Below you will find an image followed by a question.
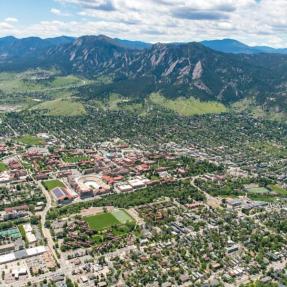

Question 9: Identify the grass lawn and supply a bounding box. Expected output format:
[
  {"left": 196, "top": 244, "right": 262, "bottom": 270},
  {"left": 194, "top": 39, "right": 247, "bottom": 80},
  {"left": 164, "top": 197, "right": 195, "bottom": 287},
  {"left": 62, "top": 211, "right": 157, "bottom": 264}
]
[
  {"left": 92, "top": 234, "right": 104, "bottom": 244},
  {"left": 34, "top": 98, "right": 86, "bottom": 116},
  {"left": 268, "top": 184, "right": 287, "bottom": 196},
  {"left": 62, "top": 154, "right": 90, "bottom": 163},
  {"left": 50, "top": 75, "right": 84, "bottom": 87},
  {"left": 0, "top": 71, "right": 92, "bottom": 112},
  {"left": 42, "top": 179, "right": 65, "bottom": 191},
  {"left": 248, "top": 194, "right": 278, "bottom": 202},
  {"left": 149, "top": 93, "right": 227, "bottom": 116},
  {"left": 0, "top": 72, "right": 84, "bottom": 93},
  {"left": 18, "top": 135, "right": 43, "bottom": 145},
  {"left": 0, "top": 162, "right": 8, "bottom": 172},
  {"left": 84, "top": 212, "right": 120, "bottom": 231},
  {"left": 111, "top": 209, "right": 134, "bottom": 224},
  {"left": 247, "top": 187, "right": 269, "bottom": 194},
  {"left": 18, "top": 225, "right": 26, "bottom": 241},
  {"left": 0, "top": 72, "right": 43, "bottom": 93}
]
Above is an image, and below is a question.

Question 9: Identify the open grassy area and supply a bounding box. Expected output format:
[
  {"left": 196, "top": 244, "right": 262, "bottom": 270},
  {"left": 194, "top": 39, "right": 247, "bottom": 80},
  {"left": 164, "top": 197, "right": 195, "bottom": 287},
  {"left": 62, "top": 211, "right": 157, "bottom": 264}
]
[
  {"left": 42, "top": 179, "right": 65, "bottom": 191},
  {"left": 18, "top": 135, "right": 43, "bottom": 145},
  {"left": 84, "top": 212, "right": 120, "bottom": 231},
  {"left": 33, "top": 98, "right": 86, "bottom": 116},
  {"left": 18, "top": 225, "right": 27, "bottom": 241},
  {"left": 246, "top": 187, "right": 269, "bottom": 194},
  {"left": 149, "top": 93, "right": 227, "bottom": 116},
  {"left": 91, "top": 93, "right": 226, "bottom": 116},
  {"left": 251, "top": 142, "right": 287, "bottom": 158},
  {"left": 0, "top": 162, "right": 8, "bottom": 172},
  {"left": 61, "top": 153, "right": 90, "bottom": 163},
  {"left": 0, "top": 72, "right": 84, "bottom": 93},
  {"left": 50, "top": 75, "right": 84, "bottom": 87},
  {"left": 0, "top": 71, "right": 94, "bottom": 113},
  {"left": 0, "top": 72, "right": 43, "bottom": 93},
  {"left": 232, "top": 98, "right": 287, "bottom": 122},
  {"left": 268, "top": 184, "right": 287, "bottom": 196},
  {"left": 247, "top": 194, "right": 278, "bottom": 202},
  {"left": 92, "top": 94, "right": 145, "bottom": 114},
  {"left": 111, "top": 209, "right": 134, "bottom": 224}
]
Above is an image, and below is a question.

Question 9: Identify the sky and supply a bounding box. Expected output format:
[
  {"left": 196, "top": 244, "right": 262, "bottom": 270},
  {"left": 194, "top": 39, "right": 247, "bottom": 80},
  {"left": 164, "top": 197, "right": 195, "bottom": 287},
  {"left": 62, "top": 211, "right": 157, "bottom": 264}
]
[{"left": 0, "top": 0, "right": 286, "bottom": 47}]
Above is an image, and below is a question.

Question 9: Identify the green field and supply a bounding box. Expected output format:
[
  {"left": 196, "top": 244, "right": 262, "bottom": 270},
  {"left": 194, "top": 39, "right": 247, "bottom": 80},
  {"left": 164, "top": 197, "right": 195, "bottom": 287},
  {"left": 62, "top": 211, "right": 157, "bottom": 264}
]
[
  {"left": 33, "top": 98, "right": 86, "bottom": 116},
  {"left": 61, "top": 153, "right": 90, "bottom": 163},
  {"left": 111, "top": 209, "right": 134, "bottom": 224},
  {"left": 0, "top": 72, "right": 84, "bottom": 93},
  {"left": 0, "top": 71, "right": 92, "bottom": 113},
  {"left": 0, "top": 162, "right": 8, "bottom": 172},
  {"left": 91, "top": 93, "right": 227, "bottom": 116},
  {"left": 268, "top": 184, "right": 287, "bottom": 196},
  {"left": 84, "top": 210, "right": 134, "bottom": 232},
  {"left": 84, "top": 212, "right": 120, "bottom": 231},
  {"left": 149, "top": 93, "right": 227, "bottom": 116},
  {"left": 18, "top": 135, "right": 43, "bottom": 145},
  {"left": 247, "top": 187, "right": 269, "bottom": 194},
  {"left": 91, "top": 94, "right": 145, "bottom": 114},
  {"left": 42, "top": 179, "right": 65, "bottom": 191},
  {"left": 232, "top": 98, "right": 287, "bottom": 121},
  {"left": 18, "top": 225, "right": 27, "bottom": 241}
]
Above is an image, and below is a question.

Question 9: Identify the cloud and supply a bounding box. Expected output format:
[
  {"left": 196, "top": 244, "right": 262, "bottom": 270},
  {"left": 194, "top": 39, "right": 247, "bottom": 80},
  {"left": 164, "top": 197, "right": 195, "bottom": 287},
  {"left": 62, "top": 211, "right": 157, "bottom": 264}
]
[
  {"left": 56, "top": 0, "right": 116, "bottom": 11},
  {"left": 51, "top": 8, "right": 62, "bottom": 15},
  {"left": 172, "top": 9, "right": 230, "bottom": 20},
  {"left": 83, "top": 0, "right": 116, "bottom": 11},
  {"left": 0, "top": 18, "right": 17, "bottom": 31},
  {"left": 50, "top": 8, "right": 71, "bottom": 16},
  {"left": 0, "top": 22, "right": 14, "bottom": 29},
  {"left": 0, "top": 0, "right": 286, "bottom": 48},
  {"left": 5, "top": 17, "right": 18, "bottom": 23},
  {"left": 215, "top": 3, "right": 236, "bottom": 12}
]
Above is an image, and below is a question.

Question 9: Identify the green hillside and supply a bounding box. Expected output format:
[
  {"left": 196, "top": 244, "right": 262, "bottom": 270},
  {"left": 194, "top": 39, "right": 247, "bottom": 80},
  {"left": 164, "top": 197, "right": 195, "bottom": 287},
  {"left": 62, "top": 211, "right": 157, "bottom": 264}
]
[
  {"left": 149, "top": 93, "right": 227, "bottom": 116},
  {"left": 33, "top": 98, "right": 86, "bottom": 116}
]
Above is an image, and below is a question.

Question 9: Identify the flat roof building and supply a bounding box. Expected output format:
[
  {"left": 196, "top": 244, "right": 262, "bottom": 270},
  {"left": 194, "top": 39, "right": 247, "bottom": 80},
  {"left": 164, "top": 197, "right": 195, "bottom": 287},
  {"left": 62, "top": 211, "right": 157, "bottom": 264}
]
[{"left": 0, "top": 246, "right": 47, "bottom": 265}]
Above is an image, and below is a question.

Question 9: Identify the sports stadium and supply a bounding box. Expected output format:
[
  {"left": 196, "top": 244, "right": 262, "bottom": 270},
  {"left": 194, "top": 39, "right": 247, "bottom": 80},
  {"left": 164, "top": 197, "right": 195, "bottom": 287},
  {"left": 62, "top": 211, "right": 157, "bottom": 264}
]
[{"left": 72, "top": 175, "right": 110, "bottom": 198}]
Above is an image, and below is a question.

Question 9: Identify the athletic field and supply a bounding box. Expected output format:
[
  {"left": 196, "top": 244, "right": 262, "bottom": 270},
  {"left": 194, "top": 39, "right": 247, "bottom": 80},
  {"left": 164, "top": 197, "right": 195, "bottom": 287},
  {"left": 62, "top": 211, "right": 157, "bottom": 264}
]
[
  {"left": 247, "top": 187, "right": 269, "bottom": 194},
  {"left": 84, "top": 209, "right": 134, "bottom": 231},
  {"left": 111, "top": 209, "right": 134, "bottom": 224}
]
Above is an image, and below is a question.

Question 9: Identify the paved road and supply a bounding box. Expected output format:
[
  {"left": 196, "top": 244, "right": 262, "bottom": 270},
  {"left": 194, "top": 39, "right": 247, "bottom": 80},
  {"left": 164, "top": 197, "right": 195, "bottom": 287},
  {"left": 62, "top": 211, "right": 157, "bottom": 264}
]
[
  {"left": 19, "top": 151, "right": 60, "bottom": 265},
  {"left": 37, "top": 181, "right": 60, "bottom": 264},
  {"left": 190, "top": 175, "right": 221, "bottom": 208}
]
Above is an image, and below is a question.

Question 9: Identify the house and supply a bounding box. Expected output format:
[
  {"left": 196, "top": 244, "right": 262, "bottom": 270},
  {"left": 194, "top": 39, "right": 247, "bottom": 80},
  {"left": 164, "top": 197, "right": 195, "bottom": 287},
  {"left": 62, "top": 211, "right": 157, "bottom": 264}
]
[
  {"left": 36, "top": 173, "right": 49, "bottom": 180},
  {"left": 4, "top": 205, "right": 29, "bottom": 220},
  {"left": 226, "top": 244, "right": 239, "bottom": 254},
  {"left": 179, "top": 274, "right": 190, "bottom": 283}
]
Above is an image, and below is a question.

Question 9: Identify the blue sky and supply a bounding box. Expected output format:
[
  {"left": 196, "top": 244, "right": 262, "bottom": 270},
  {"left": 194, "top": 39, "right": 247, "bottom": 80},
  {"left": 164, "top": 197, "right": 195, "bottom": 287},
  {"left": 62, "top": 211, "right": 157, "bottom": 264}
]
[
  {"left": 0, "top": 0, "right": 286, "bottom": 47},
  {"left": 0, "top": 1, "right": 59, "bottom": 24}
]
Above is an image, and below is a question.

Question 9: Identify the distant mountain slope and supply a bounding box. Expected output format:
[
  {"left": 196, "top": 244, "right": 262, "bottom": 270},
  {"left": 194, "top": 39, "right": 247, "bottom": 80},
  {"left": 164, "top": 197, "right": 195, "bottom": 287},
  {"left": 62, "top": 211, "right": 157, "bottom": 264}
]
[
  {"left": 201, "top": 39, "right": 287, "bottom": 54},
  {"left": 114, "top": 38, "right": 152, "bottom": 50},
  {"left": 201, "top": 39, "right": 256, "bottom": 54},
  {"left": 0, "top": 36, "right": 75, "bottom": 66},
  {"left": 45, "top": 36, "right": 75, "bottom": 46}
]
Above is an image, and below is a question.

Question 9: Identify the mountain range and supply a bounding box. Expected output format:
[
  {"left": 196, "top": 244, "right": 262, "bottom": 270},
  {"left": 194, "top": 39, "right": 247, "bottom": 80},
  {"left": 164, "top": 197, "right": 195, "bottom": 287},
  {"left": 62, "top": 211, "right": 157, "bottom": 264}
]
[
  {"left": 0, "top": 35, "right": 287, "bottom": 115},
  {"left": 201, "top": 39, "right": 287, "bottom": 55},
  {"left": 1, "top": 35, "right": 286, "bottom": 56}
]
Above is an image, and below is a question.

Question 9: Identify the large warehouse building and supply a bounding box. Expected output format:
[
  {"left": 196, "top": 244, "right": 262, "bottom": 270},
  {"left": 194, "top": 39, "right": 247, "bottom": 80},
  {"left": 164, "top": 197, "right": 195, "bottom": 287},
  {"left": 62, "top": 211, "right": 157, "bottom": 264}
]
[{"left": 0, "top": 246, "right": 47, "bottom": 265}]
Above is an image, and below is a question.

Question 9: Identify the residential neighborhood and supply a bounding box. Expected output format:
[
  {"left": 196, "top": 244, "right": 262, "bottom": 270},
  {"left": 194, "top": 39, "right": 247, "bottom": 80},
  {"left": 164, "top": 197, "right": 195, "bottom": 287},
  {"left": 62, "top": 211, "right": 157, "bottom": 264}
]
[{"left": 0, "top": 130, "right": 287, "bottom": 287}]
